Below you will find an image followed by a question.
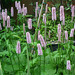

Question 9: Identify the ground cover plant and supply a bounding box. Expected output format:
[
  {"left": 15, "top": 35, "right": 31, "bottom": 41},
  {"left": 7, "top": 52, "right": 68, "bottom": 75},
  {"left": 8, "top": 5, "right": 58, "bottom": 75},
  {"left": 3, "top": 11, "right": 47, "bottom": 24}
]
[{"left": 0, "top": 0, "right": 75, "bottom": 75}]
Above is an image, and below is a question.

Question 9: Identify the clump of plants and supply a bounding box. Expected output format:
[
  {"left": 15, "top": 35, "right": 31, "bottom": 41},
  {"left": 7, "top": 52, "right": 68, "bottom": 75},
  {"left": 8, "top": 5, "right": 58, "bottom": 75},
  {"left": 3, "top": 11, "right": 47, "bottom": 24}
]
[{"left": 0, "top": 0, "right": 75, "bottom": 75}]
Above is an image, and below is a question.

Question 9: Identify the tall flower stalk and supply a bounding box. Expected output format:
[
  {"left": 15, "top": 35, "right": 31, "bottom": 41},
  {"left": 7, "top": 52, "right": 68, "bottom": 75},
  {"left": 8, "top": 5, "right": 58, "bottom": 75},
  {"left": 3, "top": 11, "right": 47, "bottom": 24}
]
[
  {"left": 37, "top": 44, "right": 43, "bottom": 75},
  {"left": 26, "top": 32, "right": 31, "bottom": 75},
  {"left": 16, "top": 41, "right": 21, "bottom": 75}
]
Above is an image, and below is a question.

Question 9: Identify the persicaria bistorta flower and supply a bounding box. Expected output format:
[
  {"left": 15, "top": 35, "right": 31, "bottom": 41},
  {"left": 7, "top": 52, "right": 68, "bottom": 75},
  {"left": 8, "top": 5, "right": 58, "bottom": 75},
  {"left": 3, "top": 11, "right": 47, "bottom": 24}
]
[
  {"left": 45, "top": 4, "right": 48, "bottom": 13},
  {"left": 11, "top": 7, "right": 14, "bottom": 17},
  {"left": 37, "top": 44, "right": 43, "bottom": 55},
  {"left": 38, "top": 34, "right": 46, "bottom": 47},
  {"left": 16, "top": 41, "right": 21, "bottom": 54},
  {"left": 58, "top": 24, "right": 61, "bottom": 42},
  {"left": 70, "top": 28, "right": 74, "bottom": 37},
  {"left": 66, "top": 60, "right": 71, "bottom": 70},
  {"left": 7, "top": 16, "right": 10, "bottom": 28},
  {"left": 65, "top": 31, "right": 68, "bottom": 40},
  {"left": 52, "top": 7, "right": 56, "bottom": 21},
  {"left": 23, "top": 7, "right": 27, "bottom": 16},
  {"left": 28, "top": 18, "right": 32, "bottom": 29},
  {"left": 38, "top": 30, "right": 40, "bottom": 40},
  {"left": 60, "top": 6, "right": 64, "bottom": 21},
  {"left": 26, "top": 32, "right": 31, "bottom": 44},
  {"left": 43, "top": 13, "right": 46, "bottom": 24}
]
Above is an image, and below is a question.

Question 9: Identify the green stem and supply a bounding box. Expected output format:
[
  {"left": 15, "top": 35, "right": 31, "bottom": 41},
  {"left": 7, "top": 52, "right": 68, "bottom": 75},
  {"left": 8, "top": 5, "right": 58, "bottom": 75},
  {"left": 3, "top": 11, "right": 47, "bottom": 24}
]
[
  {"left": 44, "top": 48, "right": 45, "bottom": 74},
  {"left": 27, "top": 44, "right": 30, "bottom": 75},
  {"left": 34, "top": 0, "right": 44, "bottom": 42}
]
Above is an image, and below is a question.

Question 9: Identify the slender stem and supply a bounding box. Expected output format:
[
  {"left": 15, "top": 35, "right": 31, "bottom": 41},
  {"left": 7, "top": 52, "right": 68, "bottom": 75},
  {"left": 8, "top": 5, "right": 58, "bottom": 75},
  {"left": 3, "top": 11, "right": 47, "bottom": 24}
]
[
  {"left": 44, "top": 48, "right": 45, "bottom": 74},
  {"left": 27, "top": 44, "right": 30, "bottom": 75},
  {"left": 40, "top": 56, "right": 41, "bottom": 75},
  {"left": 45, "top": 22, "right": 46, "bottom": 42},
  {"left": 34, "top": 0, "right": 44, "bottom": 42}
]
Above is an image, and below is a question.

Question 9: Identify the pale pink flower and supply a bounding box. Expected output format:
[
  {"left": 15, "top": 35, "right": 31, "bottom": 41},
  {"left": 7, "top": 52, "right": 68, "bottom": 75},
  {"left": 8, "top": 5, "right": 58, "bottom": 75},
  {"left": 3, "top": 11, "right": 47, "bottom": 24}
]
[
  {"left": 70, "top": 28, "right": 74, "bottom": 37},
  {"left": 45, "top": 4, "right": 48, "bottom": 13},
  {"left": 28, "top": 18, "right": 32, "bottom": 29},
  {"left": 43, "top": 13, "right": 46, "bottom": 24},
  {"left": 23, "top": 23, "right": 25, "bottom": 35},
  {"left": 52, "top": 7, "right": 56, "bottom": 21},
  {"left": 58, "top": 24, "right": 61, "bottom": 42},
  {"left": 23, "top": 7, "right": 27, "bottom": 16},
  {"left": 5, "top": 9, "right": 7, "bottom": 21},
  {"left": 7, "top": 16, "right": 10, "bottom": 28},
  {"left": 22, "top": 4, "right": 25, "bottom": 13},
  {"left": 35, "top": 8, "right": 37, "bottom": 18},
  {"left": 15, "top": 1, "right": 18, "bottom": 8},
  {"left": 37, "top": 44, "right": 43, "bottom": 55},
  {"left": 36, "top": 2, "right": 38, "bottom": 10},
  {"left": 11, "top": 7, "right": 14, "bottom": 17},
  {"left": 65, "top": 31, "right": 68, "bottom": 40},
  {"left": 2, "top": 12, "right": 5, "bottom": 27},
  {"left": 16, "top": 41, "right": 21, "bottom": 54},
  {"left": 66, "top": 60, "right": 71, "bottom": 70},
  {"left": 38, "top": 30, "right": 40, "bottom": 40},
  {"left": 38, "top": 34, "right": 46, "bottom": 47},
  {"left": 0, "top": 23, "right": 2, "bottom": 30},
  {"left": 60, "top": 6, "right": 64, "bottom": 21},
  {"left": 26, "top": 32, "right": 31, "bottom": 44},
  {"left": 72, "top": 6, "right": 74, "bottom": 17}
]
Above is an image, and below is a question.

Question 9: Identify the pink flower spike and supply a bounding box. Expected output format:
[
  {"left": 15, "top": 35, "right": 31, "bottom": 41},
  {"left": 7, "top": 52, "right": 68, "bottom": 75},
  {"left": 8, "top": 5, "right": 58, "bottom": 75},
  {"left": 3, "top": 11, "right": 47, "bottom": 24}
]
[
  {"left": 26, "top": 32, "right": 31, "bottom": 44},
  {"left": 28, "top": 18, "right": 32, "bottom": 29},
  {"left": 37, "top": 44, "right": 43, "bottom": 55},
  {"left": 43, "top": 13, "right": 46, "bottom": 24},
  {"left": 58, "top": 24, "right": 61, "bottom": 42},
  {"left": 45, "top": 4, "right": 48, "bottom": 13},
  {"left": 66, "top": 60, "right": 71, "bottom": 70},
  {"left": 65, "top": 31, "right": 68, "bottom": 40},
  {"left": 7, "top": 16, "right": 10, "bottom": 28},
  {"left": 60, "top": 6, "right": 64, "bottom": 21},
  {"left": 16, "top": 41, "right": 21, "bottom": 54},
  {"left": 70, "top": 28, "right": 74, "bottom": 37},
  {"left": 35, "top": 8, "right": 37, "bottom": 18},
  {"left": 36, "top": 2, "right": 38, "bottom": 10},
  {"left": 38, "top": 34, "right": 46, "bottom": 47},
  {"left": 52, "top": 7, "right": 56, "bottom": 21},
  {"left": 11, "top": 7, "right": 14, "bottom": 17},
  {"left": 38, "top": 30, "right": 40, "bottom": 40}
]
